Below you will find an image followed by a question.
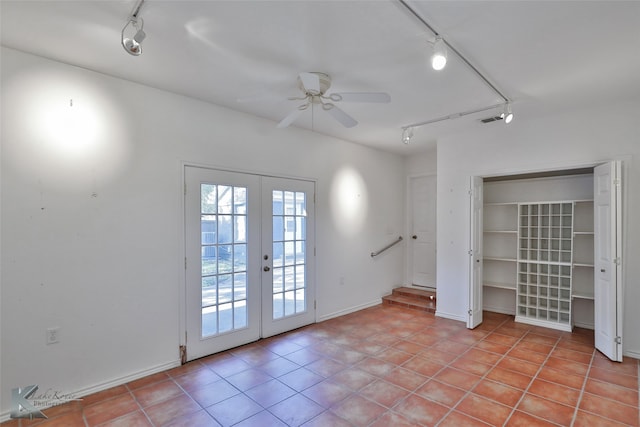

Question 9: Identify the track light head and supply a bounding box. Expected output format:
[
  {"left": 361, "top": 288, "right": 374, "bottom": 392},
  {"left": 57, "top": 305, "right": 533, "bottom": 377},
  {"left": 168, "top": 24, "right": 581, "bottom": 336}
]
[
  {"left": 501, "top": 103, "right": 514, "bottom": 124},
  {"left": 431, "top": 36, "right": 447, "bottom": 71},
  {"left": 122, "top": 18, "right": 145, "bottom": 56},
  {"left": 402, "top": 127, "right": 414, "bottom": 144}
]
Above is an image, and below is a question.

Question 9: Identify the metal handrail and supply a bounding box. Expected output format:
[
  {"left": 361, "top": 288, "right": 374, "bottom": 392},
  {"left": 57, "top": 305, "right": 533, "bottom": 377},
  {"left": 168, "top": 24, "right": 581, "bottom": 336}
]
[{"left": 371, "top": 236, "right": 403, "bottom": 258}]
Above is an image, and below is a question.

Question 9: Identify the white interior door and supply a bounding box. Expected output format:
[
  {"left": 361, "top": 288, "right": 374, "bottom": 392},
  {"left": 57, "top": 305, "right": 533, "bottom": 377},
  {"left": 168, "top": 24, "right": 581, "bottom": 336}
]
[
  {"left": 185, "top": 167, "right": 316, "bottom": 360},
  {"left": 468, "top": 176, "right": 484, "bottom": 328},
  {"left": 409, "top": 175, "right": 437, "bottom": 288},
  {"left": 261, "top": 177, "right": 316, "bottom": 338},
  {"left": 185, "top": 167, "right": 261, "bottom": 360},
  {"left": 594, "top": 161, "right": 623, "bottom": 361}
]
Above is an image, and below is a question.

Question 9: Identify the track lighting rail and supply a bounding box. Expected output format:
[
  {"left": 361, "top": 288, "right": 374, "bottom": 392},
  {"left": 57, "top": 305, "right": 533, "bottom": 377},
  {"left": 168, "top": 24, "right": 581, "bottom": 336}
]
[
  {"left": 397, "top": 0, "right": 514, "bottom": 142},
  {"left": 403, "top": 103, "right": 505, "bottom": 129},
  {"left": 397, "top": 0, "right": 509, "bottom": 104},
  {"left": 129, "top": 0, "right": 145, "bottom": 19}
]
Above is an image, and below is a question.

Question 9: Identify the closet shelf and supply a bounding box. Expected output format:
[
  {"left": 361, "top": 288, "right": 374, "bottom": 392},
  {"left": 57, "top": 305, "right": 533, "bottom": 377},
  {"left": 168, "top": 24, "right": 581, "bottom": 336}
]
[
  {"left": 573, "top": 262, "right": 594, "bottom": 268},
  {"left": 484, "top": 282, "right": 516, "bottom": 290},
  {"left": 483, "top": 256, "right": 517, "bottom": 262}
]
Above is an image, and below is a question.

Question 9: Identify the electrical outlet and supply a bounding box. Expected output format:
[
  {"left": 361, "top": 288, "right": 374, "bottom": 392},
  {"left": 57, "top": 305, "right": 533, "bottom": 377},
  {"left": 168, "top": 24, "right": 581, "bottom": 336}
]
[{"left": 46, "top": 327, "right": 60, "bottom": 345}]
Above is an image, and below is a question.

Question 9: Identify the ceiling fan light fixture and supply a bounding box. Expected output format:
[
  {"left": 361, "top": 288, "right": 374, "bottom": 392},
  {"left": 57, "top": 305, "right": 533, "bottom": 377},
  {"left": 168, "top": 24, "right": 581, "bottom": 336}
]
[
  {"left": 431, "top": 36, "right": 447, "bottom": 71},
  {"left": 501, "top": 102, "right": 514, "bottom": 124},
  {"left": 402, "top": 127, "right": 414, "bottom": 144}
]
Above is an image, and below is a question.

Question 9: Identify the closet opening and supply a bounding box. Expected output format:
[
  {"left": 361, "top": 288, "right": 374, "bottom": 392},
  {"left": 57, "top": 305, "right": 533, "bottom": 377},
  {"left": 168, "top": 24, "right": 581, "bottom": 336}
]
[{"left": 470, "top": 162, "right": 623, "bottom": 361}]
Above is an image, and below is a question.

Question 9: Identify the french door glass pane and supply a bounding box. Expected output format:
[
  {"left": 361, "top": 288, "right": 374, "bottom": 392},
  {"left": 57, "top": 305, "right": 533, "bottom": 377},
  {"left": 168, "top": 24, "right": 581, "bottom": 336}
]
[
  {"left": 201, "top": 183, "right": 249, "bottom": 337},
  {"left": 272, "top": 190, "right": 307, "bottom": 319}
]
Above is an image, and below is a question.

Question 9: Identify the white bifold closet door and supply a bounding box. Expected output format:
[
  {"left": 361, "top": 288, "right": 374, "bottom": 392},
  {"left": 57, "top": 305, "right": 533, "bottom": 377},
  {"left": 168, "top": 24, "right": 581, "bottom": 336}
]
[{"left": 593, "top": 161, "right": 623, "bottom": 362}]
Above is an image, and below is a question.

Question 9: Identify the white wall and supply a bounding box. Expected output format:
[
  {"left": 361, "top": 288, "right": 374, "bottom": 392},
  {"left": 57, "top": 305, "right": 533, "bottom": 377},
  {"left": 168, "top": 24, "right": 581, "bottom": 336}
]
[
  {"left": 435, "top": 99, "right": 640, "bottom": 357},
  {"left": 405, "top": 148, "right": 437, "bottom": 176},
  {"left": 0, "top": 48, "right": 405, "bottom": 417}
]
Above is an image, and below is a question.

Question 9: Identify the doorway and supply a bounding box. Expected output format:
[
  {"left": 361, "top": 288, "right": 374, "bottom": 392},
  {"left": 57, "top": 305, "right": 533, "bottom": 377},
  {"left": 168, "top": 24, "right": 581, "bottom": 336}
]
[
  {"left": 184, "top": 166, "right": 315, "bottom": 361},
  {"left": 408, "top": 175, "right": 437, "bottom": 289},
  {"left": 469, "top": 161, "right": 623, "bottom": 361}
]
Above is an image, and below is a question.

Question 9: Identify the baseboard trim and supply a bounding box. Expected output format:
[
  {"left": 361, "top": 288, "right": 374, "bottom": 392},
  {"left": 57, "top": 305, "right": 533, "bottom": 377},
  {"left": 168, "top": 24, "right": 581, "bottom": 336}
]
[
  {"left": 435, "top": 310, "right": 466, "bottom": 323},
  {"left": 483, "top": 306, "right": 515, "bottom": 316},
  {"left": 0, "top": 360, "right": 180, "bottom": 423},
  {"left": 318, "top": 299, "right": 381, "bottom": 322},
  {"left": 623, "top": 349, "right": 640, "bottom": 360},
  {"left": 572, "top": 321, "right": 594, "bottom": 330}
]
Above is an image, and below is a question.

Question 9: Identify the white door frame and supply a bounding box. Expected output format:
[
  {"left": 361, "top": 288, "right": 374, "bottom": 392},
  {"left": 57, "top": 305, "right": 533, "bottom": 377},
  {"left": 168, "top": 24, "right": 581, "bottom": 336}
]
[
  {"left": 468, "top": 158, "right": 628, "bottom": 354},
  {"left": 178, "top": 162, "right": 317, "bottom": 362},
  {"left": 405, "top": 173, "right": 437, "bottom": 289}
]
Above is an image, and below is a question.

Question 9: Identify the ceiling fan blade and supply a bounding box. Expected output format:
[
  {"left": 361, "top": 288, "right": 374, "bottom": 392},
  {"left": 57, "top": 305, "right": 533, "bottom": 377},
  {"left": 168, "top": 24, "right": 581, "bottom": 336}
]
[
  {"left": 276, "top": 108, "right": 304, "bottom": 128},
  {"left": 333, "top": 92, "right": 391, "bottom": 103},
  {"left": 299, "top": 72, "right": 321, "bottom": 94},
  {"left": 325, "top": 105, "right": 358, "bottom": 128}
]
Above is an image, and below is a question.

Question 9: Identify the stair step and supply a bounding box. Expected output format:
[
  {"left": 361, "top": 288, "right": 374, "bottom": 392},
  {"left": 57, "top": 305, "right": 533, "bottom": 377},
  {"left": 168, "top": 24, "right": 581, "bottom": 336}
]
[
  {"left": 382, "top": 293, "right": 436, "bottom": 313},
  {"left": 391, "top": 286, "right": 436, "bottom": 301}
]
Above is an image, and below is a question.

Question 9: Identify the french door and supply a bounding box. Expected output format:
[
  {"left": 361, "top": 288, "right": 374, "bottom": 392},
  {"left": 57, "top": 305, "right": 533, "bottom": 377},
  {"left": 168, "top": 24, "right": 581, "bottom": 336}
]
[
  {"left": 185, "top": 166, "right": 315, "bottom": 361},
  {"left": 260, "top": 177, "right": 316, "bottom": 337}
]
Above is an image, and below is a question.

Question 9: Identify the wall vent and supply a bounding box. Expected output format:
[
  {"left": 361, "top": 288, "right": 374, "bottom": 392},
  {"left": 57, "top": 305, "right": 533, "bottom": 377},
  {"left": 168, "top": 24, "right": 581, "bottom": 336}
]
[{"left": 480, "top": 116, "right": 504, "bottom": 124}]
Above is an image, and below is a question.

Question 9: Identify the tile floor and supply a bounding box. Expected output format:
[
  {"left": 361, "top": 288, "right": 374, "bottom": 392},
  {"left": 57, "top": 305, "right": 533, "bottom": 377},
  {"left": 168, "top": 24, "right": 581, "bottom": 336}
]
[{"left": 3, "top": 306, "right": 639, "bottom": 426}]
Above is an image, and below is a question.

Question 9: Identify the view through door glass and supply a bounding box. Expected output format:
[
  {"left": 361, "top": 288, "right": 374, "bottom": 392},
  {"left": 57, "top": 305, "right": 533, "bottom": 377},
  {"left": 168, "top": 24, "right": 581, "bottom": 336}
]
[
  {"left": 271, "top": 189, "right": 307, "bottom": 318},
  {"left": 200, "top": 183, "right": 249, "bottom": 336}
]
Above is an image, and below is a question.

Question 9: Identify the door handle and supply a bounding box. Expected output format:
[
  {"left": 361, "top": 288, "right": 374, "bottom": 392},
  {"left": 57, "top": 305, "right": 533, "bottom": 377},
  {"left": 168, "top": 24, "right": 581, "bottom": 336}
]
[
  {"left": 412, "top": 235, "right": 417, "bottom": 239},
  {"left": 601, "top": 268, "right": 605, "bottom": 273},
  {"left": 263, "top": 266, "right": 271, "bottom": 272}
]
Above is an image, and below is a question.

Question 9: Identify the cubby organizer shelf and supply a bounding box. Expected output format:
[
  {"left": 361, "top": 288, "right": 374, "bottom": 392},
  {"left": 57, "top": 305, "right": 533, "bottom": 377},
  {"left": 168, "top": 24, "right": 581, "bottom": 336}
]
[{"left": 515, "top": 202, "right": 574, "bottom": 332}]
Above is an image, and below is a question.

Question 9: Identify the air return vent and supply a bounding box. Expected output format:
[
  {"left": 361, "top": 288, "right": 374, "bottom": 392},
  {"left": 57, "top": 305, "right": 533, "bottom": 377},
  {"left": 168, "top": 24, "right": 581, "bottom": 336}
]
[{"left": 480, "top": 116, "right": 504, "bottom": 124}]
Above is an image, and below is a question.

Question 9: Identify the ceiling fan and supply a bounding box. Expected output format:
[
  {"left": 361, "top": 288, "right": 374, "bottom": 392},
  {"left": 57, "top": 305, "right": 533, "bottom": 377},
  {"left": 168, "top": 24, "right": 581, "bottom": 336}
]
[{"left": 277, "top": 72, "right": 391, "bottom": 129}]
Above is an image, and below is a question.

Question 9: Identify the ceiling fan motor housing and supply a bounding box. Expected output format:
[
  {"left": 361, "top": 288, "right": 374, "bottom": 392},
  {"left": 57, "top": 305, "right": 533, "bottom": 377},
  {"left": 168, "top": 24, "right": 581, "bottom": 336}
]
[{"left": 298, "top": 72, "right": 332, "bottom": 96}]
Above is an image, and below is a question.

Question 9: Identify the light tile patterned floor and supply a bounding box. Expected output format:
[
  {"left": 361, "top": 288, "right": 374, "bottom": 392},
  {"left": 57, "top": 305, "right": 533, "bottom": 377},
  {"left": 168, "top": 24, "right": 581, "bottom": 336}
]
[{"left": 3, "top": 306, "right": 639, "bottom": 426}]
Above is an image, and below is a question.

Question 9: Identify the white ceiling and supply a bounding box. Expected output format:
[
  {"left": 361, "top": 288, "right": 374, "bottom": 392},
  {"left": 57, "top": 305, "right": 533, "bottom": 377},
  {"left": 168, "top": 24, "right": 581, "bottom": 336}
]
[{"left": 2, "top": 1, "right": 640, "bottom": 155}]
